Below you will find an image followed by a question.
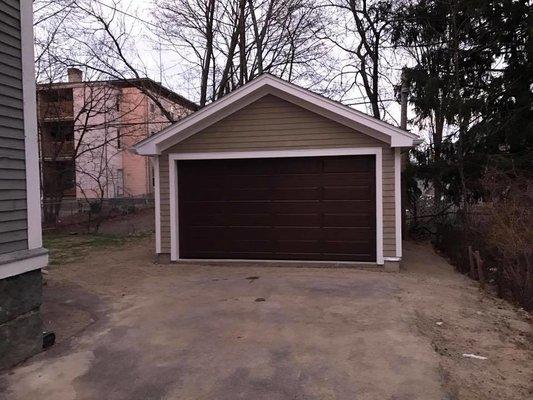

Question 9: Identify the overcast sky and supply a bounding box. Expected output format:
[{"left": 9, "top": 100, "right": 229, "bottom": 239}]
[{"left": 43, "top": 0, "right": 422, "bottom": 138}]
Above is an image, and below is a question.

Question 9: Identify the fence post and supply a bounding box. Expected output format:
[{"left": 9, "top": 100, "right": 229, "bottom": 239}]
[
  {"left": 468, "top": 246, "right": 476, "bottom": 279},
  {"left": 474, "top": 250, "right": 485, "bottom": 289}
]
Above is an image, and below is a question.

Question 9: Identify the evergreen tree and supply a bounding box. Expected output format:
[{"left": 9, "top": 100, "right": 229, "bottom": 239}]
[{"left": 392, "top": 0, "right": 531, "bottom": 208}]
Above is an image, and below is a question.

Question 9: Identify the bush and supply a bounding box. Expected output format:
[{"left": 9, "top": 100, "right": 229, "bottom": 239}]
[
  {"left": 480, "top": 169, "right": 532, "bottom": 309},
  {"left": 414, "top": 169, "right": 532, "bottom": 310}
]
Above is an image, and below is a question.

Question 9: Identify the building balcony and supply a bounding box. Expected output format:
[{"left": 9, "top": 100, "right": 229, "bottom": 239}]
[
  {"left": 41, "top": 140, "right": 75, "bottom": 159},
  {"left": 38, "top": 100, "right": 74, "bottom": 120}
]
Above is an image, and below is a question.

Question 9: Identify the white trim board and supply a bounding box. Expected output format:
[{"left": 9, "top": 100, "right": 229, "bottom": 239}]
[
  {"left": 135, "top": 74, "right": 421, "bottom": 156},
  {"left": 167, "top": 147, "right": 384, "bottom": 265},
  {"left": 169, "top": 155, "right": 179, "bottom": 261},
  {"left": 173, "top": 147, "right": 382, "bottom": 160},
  {"left": 21, "top": 0, "right": 43, "bottom": 250},
  {"left": 176, "top": 258, "right": 380, "bottom": 267},
  {"left": 395, "top": 148, "right": 402, "bottom": 258},
  {"left": 0, "top": 253, "right": 48, "bottom": 280}
]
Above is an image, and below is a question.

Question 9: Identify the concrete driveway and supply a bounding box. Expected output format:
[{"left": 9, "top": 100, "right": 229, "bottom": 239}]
[{"left": 1, "top": 239, "right": 531, "bottom": 400}]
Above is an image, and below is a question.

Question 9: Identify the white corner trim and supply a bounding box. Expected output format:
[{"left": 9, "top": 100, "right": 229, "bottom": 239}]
[
  {"left": 0, "top": 253, "right": 48, "bottom": 280},
  {"left": 168, "top": 148, "right": 384, "bottom": 264},
  {"left": 152, "top": 157, "right": 161, "bottom": 253},
  {"left": 375, "top": 149, "right": 384, "bottom": 265},
  {"left": 169, "top": 156, "right": 179, "bottom": 260},
  {"left": 395, "top": 148, "right": 402, "bottom": 258},
  {"left": 20, "top": 0, "right": 43, "bottom": 250},
  {"left": 134, "top": 74, "right": 419, "bottom": 156}
]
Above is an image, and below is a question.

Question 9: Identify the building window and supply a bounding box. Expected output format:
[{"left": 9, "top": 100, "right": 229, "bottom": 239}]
[
  {"left": 116, "top": 128, "right": 121, "bottom": 149},
  {"left": 40, "top": 88, "right": 73, "bottom": 102},
  {"left": 116, "top": 169, "right": 124, "bottom": 197},
  {"left": 115, "top": 91, "right": 121, "bottom": 111}
]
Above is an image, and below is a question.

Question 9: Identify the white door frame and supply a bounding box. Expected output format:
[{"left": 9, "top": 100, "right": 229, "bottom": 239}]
[{"left": 168, "top": 147, "right": 384, "bottom": 264}]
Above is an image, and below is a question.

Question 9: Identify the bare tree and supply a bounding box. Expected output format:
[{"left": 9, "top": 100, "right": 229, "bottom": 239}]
[
  {"left": 153, "top": 0, "right": 328, "bottom": 105},
  {"left": 34, "top": 0, "right": 198, "bottom": 224},
  {"left": 34, "top": 0, "right": 179, "bottom": 122},
  {"left": 321, "top": 0, "right": 394, "bottom": 120}
]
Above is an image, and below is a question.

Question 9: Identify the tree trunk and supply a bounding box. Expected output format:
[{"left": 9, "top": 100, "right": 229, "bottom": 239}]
[{"left": 200, "top": 0, "right": 215, "bottom": 107}]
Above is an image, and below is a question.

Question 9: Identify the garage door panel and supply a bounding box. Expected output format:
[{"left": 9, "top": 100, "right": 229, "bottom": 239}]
[
  {"left": 321, "top": 200, "right": 373, "bottom": 213},
  {"left": 275, "top": 252, "right": 324, "bottom": 260},
  {"left": 184, "top": 226, "right": 227, "bottom": 239},
  {"left": 277, "top": 240, "right": 320, "bottom": 253},
  {"left": 224, "top": 174, "right": 273, "bottom": 188},
  {"left": 224, "top": 213, "right": 272, "bottom": 226},
  {"left": 323, "top": 186, "right": 374, "bottom": 200},
  {"left": 226, "top": 188, "right": 273, "bottom": 201},
  {"left": 324, "top": 253, "right": 374, "bottom": 262},
  {"left": 272, "top": 213, "right": 321, "bottom": 226},
  {"left": 183, "top": 227, "right": 273, "bottom": 243},
  {"left": 224, "top": 226, "right": 273, "bottom": 239},
  {"left": 323, "top": 240, "right": 375, "bottom": 254},
  {"left": 183, "top": 175, "right": 266, "bottom": 190},
  {"left": 181, "top": 237, "right": 228, "bottom": 251},
  {"left": 320, "top": 172, "right": 374, "bottom": 186},
  {"left": 224, "top": 159, "right": 274, "bottom": 174},
  {"left": 272, "top": 187, "right": 320, "bottom": 200},
  {"left": 323, "top": 213, "right": 374, "bottom": 227},
  {"left": 184, "top": 188, "right": 226, "bottom": 201},
  {"left": 194, "top": 201, "right": 272, "bottom": 214},
  {"left": 188, "top": 250, "right": 276, "bottom": 259},
  {"left": 273, "top": 227, "right": 321, "bottom": 240},
  {"left": 276, "top": 157, "right": 322, "bottom": 173},
  {"left": 182, "top": 212, "right": 226, "bottom": 226},
  {"left": 323, "top": 156, "right": 374, "bottom": 172},
  {"left": 186, "top": 188, "right": 278, "bottom": 201},
  {"left": 271, "top": 201, "right": 321, "bottom": 214},
  {"left": 178, "top": 155, "right": 376, "bottom": 262},
  {"left": 185, "top": 213, "right": 272, "bottom": 226},
  {"left": 270, "top": 174, "right": 322, "bottom": 187},
  {"left": 227, "top": 239, "right": 275, "bottom": 252},
  {"left": 323, "top": 227, "right": 374, "bottom": 240}
]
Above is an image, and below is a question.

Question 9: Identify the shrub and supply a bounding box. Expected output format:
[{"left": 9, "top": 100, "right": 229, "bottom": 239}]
[
  {"left": 414, "top": 169, "right": 532, "bottom": 310},
  {"left": 480, "top": 169, "right": 532, "bottom": 309}
]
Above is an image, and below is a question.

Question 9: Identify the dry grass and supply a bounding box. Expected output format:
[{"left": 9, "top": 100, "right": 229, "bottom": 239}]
[{"left": 43, "top": 232, "right": 150, "bottom": 266}]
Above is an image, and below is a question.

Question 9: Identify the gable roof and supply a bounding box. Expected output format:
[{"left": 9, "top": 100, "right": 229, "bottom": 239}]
[{"left": 134, "top": 74, "right": 421, "bottom": 155}]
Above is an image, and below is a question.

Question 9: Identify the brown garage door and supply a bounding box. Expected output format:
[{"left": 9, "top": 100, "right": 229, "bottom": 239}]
[{"left": 178, "top": 155, "right": 376, "bottom": 262}]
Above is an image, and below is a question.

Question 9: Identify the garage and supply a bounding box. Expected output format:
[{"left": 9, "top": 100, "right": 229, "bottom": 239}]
[
  {"left": 134, "top": 74, "right": 421, "bottom": 269},
  {"left": 178, "top": 155, "right": 376, "bottom": 262}
]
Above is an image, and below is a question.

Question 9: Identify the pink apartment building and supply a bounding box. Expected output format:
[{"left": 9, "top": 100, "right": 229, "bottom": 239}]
[{"left": 37, "top": 68, "right": 197, "bottom": 203}]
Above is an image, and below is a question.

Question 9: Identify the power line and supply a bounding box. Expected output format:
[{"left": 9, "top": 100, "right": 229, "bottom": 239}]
[{"left": 89, "top": 0, "right": 161, "bottom": 31}]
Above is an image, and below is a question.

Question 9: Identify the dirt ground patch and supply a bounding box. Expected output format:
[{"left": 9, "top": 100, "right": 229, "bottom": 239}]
[{"left": 1, "top": 236, "right": 531, "bottom": 400}]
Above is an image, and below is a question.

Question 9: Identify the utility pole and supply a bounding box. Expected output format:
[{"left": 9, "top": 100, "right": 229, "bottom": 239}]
[
  {"left": 400, "top": 68, "right": 409, "bottom": 237},
  {"left": 400, "top": 68, "right": 409, "bottom": 130}
]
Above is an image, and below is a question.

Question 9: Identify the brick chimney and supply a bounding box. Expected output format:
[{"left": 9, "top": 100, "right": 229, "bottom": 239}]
[{"left": 67, "top": 68, "right": 83, "bottom": 83}]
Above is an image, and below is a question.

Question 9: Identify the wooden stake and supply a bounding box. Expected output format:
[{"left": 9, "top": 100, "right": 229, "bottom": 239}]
[{"left": 474, "top": 250, "right": 485, "bottom": 289}]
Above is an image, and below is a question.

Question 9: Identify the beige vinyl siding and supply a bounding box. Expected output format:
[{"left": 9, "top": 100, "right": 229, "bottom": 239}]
[
  {"left": 173, "top": 95, "right": 385, "bottom": 152},
  {"left": 382, "top": 148, "right": 396, "bottom": 257},
  {"left": 159, "top": 155, "right": 170, "bottom": 253},
  {"left": 158, "top": 94, "right": 397, "bottom": 257}
]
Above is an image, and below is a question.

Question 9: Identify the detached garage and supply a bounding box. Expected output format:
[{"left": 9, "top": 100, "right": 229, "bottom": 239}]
[{"left": 134, "top": 74, "right": 420, "bottom": 270}]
